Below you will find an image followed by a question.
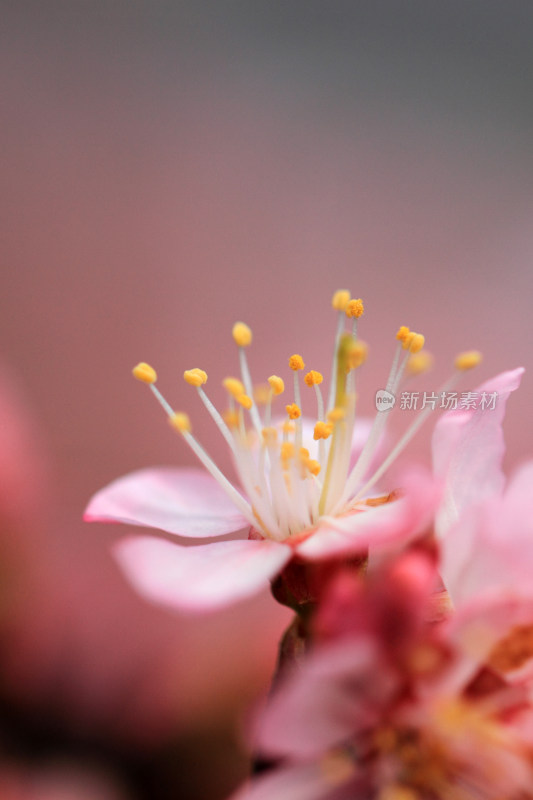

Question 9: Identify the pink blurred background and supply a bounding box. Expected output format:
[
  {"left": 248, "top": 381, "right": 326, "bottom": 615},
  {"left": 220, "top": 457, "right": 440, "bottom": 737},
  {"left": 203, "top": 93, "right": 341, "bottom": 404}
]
[{"left": 1, "top": 2, "right": 533, "bottom": 796}]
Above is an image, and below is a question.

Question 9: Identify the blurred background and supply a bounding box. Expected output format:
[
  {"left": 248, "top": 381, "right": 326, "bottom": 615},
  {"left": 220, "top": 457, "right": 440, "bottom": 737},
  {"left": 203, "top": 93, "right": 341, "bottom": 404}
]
[{"left": 1, "top": 1, "right": 533, "bottom": 797}]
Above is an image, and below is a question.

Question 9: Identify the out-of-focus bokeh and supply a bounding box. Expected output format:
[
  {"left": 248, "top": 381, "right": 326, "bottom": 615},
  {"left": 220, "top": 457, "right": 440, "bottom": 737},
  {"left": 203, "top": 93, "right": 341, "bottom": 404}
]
[{"left": 1, "top": 2, "right": 533, "bottom": 797}]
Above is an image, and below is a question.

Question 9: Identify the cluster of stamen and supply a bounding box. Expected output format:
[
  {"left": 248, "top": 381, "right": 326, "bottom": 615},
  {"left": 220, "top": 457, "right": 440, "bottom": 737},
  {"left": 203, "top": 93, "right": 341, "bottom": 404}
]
[{"left": 132, "top": 291, "right": 481, "bottom": 541}]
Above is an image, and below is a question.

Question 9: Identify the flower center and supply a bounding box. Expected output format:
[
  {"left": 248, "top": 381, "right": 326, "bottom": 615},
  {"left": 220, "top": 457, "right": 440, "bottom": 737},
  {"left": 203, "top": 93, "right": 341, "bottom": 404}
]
[{"left": 131, "top": 290, "right": 481, "bottom": 542}]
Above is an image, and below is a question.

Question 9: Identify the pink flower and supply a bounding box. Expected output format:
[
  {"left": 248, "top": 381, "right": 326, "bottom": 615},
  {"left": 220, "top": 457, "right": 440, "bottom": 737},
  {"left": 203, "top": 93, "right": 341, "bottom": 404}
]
[
  {"left": 85, "top": 293, "right": 477, "bottom": 610},
  {"left": 232, "top": 550, "right": 533, "bottom": 800}
]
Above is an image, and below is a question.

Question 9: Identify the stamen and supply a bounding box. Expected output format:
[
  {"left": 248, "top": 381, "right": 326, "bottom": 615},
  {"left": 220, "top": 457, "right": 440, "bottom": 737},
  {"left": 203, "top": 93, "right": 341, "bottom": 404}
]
[
  {"left": 223, "top": 377, "right": 245, "bottom": 397},
  {"left": 455, "top": 350, "right": 482, "bottom": 370},
  {"left": 233, "top": 323, "right": 263, "bottom": 434},
  {"left": 183, "top": 368, "right": 207, "bottom": 387},
  {"left": 289, "top": 354, "right": 305, "bottom": 449},
  {"left": 236, "top": 393, "right": 253, "bottom": 410},
  {"left": 268, "top": 375, "right": 285, "bottom": 395},
  {"left": 169, "top": 412, "right": 191, "bottom": 433},
  {"left": 327, "top": 290, "right": 350, "bottom": 412},
  {"left": 306, "top": 370, "right": 326, "bottom": 465},
  {"left": 407, "top": 351, "right": 434, "bottom": 376},
  {"left": 132, "top": 362, "right": 157, "bottom": 384},
  {"left": 286, "top": 402, "right": 302, "bottom": 420},
  {"left": 345, "top": 297, "right": 364, "bottom": 337}
]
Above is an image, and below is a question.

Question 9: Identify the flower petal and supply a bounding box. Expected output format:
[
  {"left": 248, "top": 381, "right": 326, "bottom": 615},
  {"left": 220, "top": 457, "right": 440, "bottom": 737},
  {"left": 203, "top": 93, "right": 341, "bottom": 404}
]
[
  {"left": 296, "top": 468, "right": 438, "bottom": 561},
  {"left": 432, "top": 367, "right": 524, "bottom": 536},
  {"left": 255, "top": 640, "right": 394, "bottom": 759},
  {"left": 442, "top": 461, "right": 533, "bottom": 606},
  {"left": 114, "top": 536, "right": 291, "bottom": 610},
  {"left": 229, "top": 762, "right": 354, "bottom": 800},
  {"left": 85, "top": 467, "right": 249, "bottom": 537}
]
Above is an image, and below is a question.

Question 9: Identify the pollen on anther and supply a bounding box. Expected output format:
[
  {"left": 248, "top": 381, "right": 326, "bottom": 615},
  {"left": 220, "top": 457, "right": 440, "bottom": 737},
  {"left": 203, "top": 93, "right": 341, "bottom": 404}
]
[
  {"left": 313, "top": 421, "right": 333, "bottom": 440},
  {"left": 345, "top": 298, "right": 364, "bottom": 319},
  {"left": 286, "top": 402, "right": 302, "bottom": 419},
  {"left": 289, "top": 354, "right": 305, "bottom": 371},
  {"left": 232, "top": 322, "right": 252, "bottom": 347},
  {"left": 268, "top": 375, "right": 285, "bottom": 395},
  {"left": 409, "top": 333, "right": 425, "bottom": 354},
  {"left": 307, "top": 459, "right": 321, "bottom": 476},
  {"left": 237, "top": 393, "right": 253, "bottom": 410},
  {"left": 396, "top": 326, "right": 410, "bottom": 343},
  {"left": 169, "top": 412, "right": 191, "bottom": 434},
  {"left": 304, "top": 370, "right": 323, "bottom": 387},
  {"left": 132, "top": 362, "right": 157, "bottom": 384},
  {"left": 455, "top": 350, "right": 482, "bottom": 371},
  {"left": 184, "top": 368, "right": 207, "bottom": 387},
  {"left": 331, "top": 289, "right": 351, "bottom": 311},
  {"left": 223, "top": 377, "right": 245, "bottom": 397}
]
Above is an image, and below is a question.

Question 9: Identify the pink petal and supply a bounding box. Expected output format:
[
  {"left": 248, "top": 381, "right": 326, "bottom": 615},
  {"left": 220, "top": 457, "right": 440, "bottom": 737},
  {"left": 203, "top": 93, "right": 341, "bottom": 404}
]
[
  {"left": 255, "top": 640, "right": 394, "bottom": 759},
  {"left": 85, "top": 467, "right": 248, "bottom": 537},
  {"left": 114, "top": 536, "right": 291, "bottom": 610},
  {"left": 432, "top": 367, "right": 524, "bottom": 536},
  {"left": 296, "top": 468, "right": 439, "bottom": 561},
  {"left": 442, "top": 461, "right": 533, "bottom": 606},
  {"left": 229, "top": 762, "right": 352, "bottom": 800}
]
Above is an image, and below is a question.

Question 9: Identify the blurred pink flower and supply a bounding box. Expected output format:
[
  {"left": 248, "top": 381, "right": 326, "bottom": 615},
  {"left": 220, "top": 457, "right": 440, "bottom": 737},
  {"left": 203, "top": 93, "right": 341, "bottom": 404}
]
[
  {"left": 0, "top": 363, "right": 291, "bottom": 751},
  {"left": 232, "top": 549, "right": 533, "bottom": 800}
]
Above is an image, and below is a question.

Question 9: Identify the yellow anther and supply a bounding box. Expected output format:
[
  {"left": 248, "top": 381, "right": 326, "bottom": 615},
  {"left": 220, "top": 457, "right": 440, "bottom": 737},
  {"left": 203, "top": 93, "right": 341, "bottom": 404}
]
[
  {"left": 280, "top": 442, "right": 294, "bottom": 463},
  {"left": 132, "top": 362, "right": 157, "bottom": 384},
  {"left": 223, "top": 409, "right": 240, "bottom": 428},
  {"left": 304, "top": 370, "right": 324, "bottom": 387},
  {"left": 307, "top": 459, "right": 321, "bottom": 477},
  {"left": 262, "top": 426, "right": 278, "bottom": 445},
  {"left": 313, "top": 421, "right": 333, "bottom": 440},
  {"left": 285, "top": 402, "right": 302, "bottom": 420},
  {"left": 407, "top": 351, "right": 434, "bottom": 375},
  {"left": 299, "top": 447, "right": 310, "bottom": 459},
  {"left": 183, "top": 368, "right": 207, "bottom": 387},
  {"left": 232, "top": 321, "right": 252, "bottom": 347},
  {"left": 236, "top": 393, "right": 253, "bottom": 410},
  {"left": 268, "top": 375, "right": 285, "bottom": 395},
  {"left": 409, "top": 333, "right": 425, "bottom": 353},
  {"left": 345, "top": 298, "right": 364, "bottom": 319},
  {"left": 289, "top": 354, "right": 305, "bottom": 371},
  {"left": 331, "top": 289, "right": 351, "bottom": 311},
  {"left": 402, "top": 331, "right": 415, "bottom": 350},
  {"left": 455, "top": 350, "right": 482, "bottom": 371},
  {"left": 327, "top": 407, "right": 345, "bottom": 423},
  {"left": 169, "top": 412, "right": 191, "bottom": 434},
  {"left": 282, "top": 421, "right": 295, "bottom": 434},
  {"left": 223, "top": 377, "right": 245, "bottom": 397},
  {"left": 253, "top": 383, "right": 271, "bottom": 405},
  {"left": 347, "top": 340, "right": 368, "bottom": 370},
  {"left": 396, "top": 326, "right": 411, "bottom": 343}
]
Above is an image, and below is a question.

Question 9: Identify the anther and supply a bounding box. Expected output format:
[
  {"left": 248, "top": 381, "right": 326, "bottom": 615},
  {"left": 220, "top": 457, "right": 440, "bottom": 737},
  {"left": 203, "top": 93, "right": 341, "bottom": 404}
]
[
  {"left": 396, "top": 326, "right": 410, "bottom": 343},
  {"left": 327, "top": 407, "right": 345, "bottom": 422},
  {"left": 289, "top": 354, "right": 305, "bottom": 371},
  {"left": 169, "top": 412, "right": 191, "bottom": 434},
  {"left": 409, "top": 333, "right": 425, "bottom": 353},
  {"left": 286, "top": 402, "right": 302, "bottom": 420},
  {"left": 132, "top": 362, "right": 157, "bottom": 384},
  {"left": 253, "top": 384, "right": 271, "bottom": 405},
  {"left": 223, "top": 410, "right": 240, "bottom": 428},
  {"left": 304, "top": 370, "right": 323, "bottom": 387},
  {"left": 236, "top": 393, "right": 253, "bottom": 410},
  {"left": 347, "top": 340, "right": 368, "bottom": 370},
  {"left": 223, "top": 377, "right": 245, "bottom": 397},
  {"left": 268, "top": 375, "right": 285, "bottom": 395},
  {"left": 345, "top": 298, "right": 364, "bottom": 319},
  {"left": 262, "top": 427, "right": 278, "bottom": 445},
  {"left": 407, "top": 351, "right": 434, "bottom": 375},
  {"left": 313, "top": 421, "right": 333, "bottom": 440},
  {"left": 183, "top": 368, "right": 208, "bottom": 387},
  {"left": 307, "top": 459, "right": 321, "bottom": 476},
  {"left": 232, "top": 322, "right": 252, "bottom": 347},
  {"left": 331, "top": 289, "right": 351, "bottom": 311},
  {"left": 455, "top": 350, "right": 482, "bottom": 371}
]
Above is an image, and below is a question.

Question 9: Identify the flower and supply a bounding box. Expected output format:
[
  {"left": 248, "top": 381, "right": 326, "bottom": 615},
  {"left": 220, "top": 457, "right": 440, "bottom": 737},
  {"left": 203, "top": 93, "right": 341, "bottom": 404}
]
[
  {"left": 85, "top": 291, "right": 484, "bottom": 610},
  {"left": 231, "top": 550, "right": 533, "bottom": 800}
]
